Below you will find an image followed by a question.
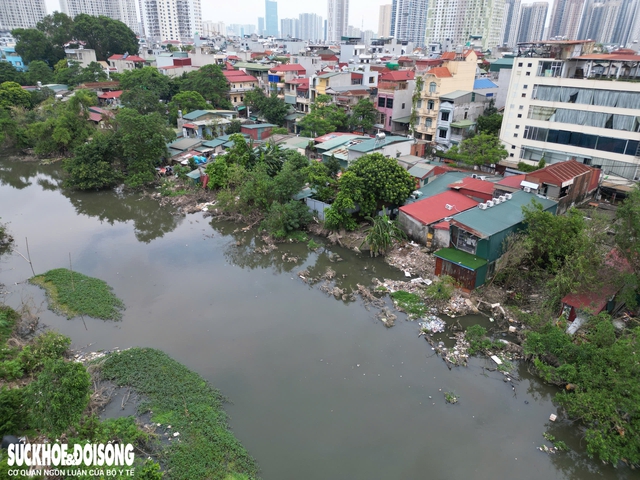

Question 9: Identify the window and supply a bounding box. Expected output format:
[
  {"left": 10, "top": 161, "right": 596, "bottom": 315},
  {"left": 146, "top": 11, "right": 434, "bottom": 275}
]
[
  {"left": 518, "top": 62, "right": 523, "bottom": 67},
  {"left": 234, "top": 96, "right": 237, "bottom": 102},
  {"left": 425, "top": 118, "right": 432, "bottom": 127},
  {"left": 519, "top": 105, "right": 524, "bottom": 110},
  {"left": 417, "top": 99, "right": 422, "bottom": 109},
  {"left": 427, "top": 100, "right": 434, "bottom": 110},
  {"left": 402, "top": 103, "right": 405, "bottom": 109},
  {"left": 517, "top": 114, "right": 522, "bottom": 118},
  {"left": 521, "top": 93, "right": 526, "bottom": 98},
  {"left": 527, "top": 63, "right": 532, "bottom": 67},
  {"left": 378, "top": 97, "right": 385, "bottom": 107},
  {"left": 511, "top": 145, "right": 516, "bottom": 149},
  {"left": 464, "top": 112, "right": 468, "bottom": 119},
  {"left": 438, "top": 128, "right": 447, "bottom": 138},
  {"left": 369, "top": 76, "right": 374, "bottom": 83},
  {"left": 523, "top": 85, "right": 528, "bottom": 89},
  {"left": 441, "top": 111, "right": 450, "bottom": 121},
  {"left": 429, "top": 82, "right": 437, "bottom": 93},
  {"left": 510, "top": 153, "right": 514, "bottom": 157},
  {"left": 515, "top": 125, "right": 520, "bottom": 129},
  {"left": 513, "top": 133, "right": 518, "bottom": 137},
  {"left": 386, "top": 98, "right": 393, "bottom": 108},
  {"left": 526, "top": 72, "right": 530, "bottom": 76}
]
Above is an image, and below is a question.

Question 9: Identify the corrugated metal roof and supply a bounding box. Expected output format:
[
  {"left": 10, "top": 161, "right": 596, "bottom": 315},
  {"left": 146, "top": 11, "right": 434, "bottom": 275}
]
[
  {"left": 400, "top": 190, "right": 478, "bottom": 226},
  {"left": 473, "top": 78, "right": 498, "bottom": 89},
  {"left": 448, "top": 177, "right": 495, "bottom": 195},
  {"left": 407, "top": 164, "right": 436, "bottom": 178},
  {"left": 450, "top": 190, "right": 557, "bottom": 238},
  {"left": 496, "top": 174, "right": 526, "bottom": 188},
  {"left": 434, "top": 247, "right": 487, "bottom": 270},
  {"left": 315, "top": 134, "right": 362, "bottom": 151},
  {"left": 525, "top": 159, "right": 593, "bottom": 187},
  {"left": 413, "top": 171, "right": 470, "bottom": 199},
  {"left": 347, "top": 135, "right": 412, "bottom": 153}
]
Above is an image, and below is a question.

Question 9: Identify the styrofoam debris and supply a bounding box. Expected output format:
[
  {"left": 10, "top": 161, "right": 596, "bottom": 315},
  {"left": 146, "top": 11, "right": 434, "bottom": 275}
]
[{"left": 490, "top": 355, "right": 503, "bottom": 365}]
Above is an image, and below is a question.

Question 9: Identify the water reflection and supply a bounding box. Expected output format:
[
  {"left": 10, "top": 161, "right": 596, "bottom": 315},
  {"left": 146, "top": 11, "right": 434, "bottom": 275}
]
[{"left": 0, "top": 157, "right": 181, "bottom": 244}]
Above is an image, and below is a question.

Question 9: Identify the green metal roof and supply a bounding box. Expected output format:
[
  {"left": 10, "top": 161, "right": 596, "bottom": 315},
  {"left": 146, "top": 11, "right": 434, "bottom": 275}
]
[
  {"left": 183, "top": 110, "right": 213, "bottom": 120},
  {"left": 203, "top": 138, "right": 225, "bottom": 148},
  {"left": 434, "top": 248, "right": 487, "bottom": 270},
  {"left": 284, "top": 113, "right": 305, "bottom": 121},
  {"left": 451, "top": 190, "right": 557, "bottom": 238},
  {"left": 315, "top": 134, "right": 361, "bottom": 151},
  {"left": 412, "top": 171, "right": 469, "bottom": 199},
  {"left": 489, "top": 58, "right": 514, "bottom": 72},
  {"left": 450, "top": 119, "right": 476, "bottom": 128},
  {"left": 233, "top": 62, "right": 272, "bottom": 71},
  {"left": 242, "top": 123, "right": 277, "bottom": 129},
  {"left": 347, "top": 135, "right": 413, "bottom": 153}
]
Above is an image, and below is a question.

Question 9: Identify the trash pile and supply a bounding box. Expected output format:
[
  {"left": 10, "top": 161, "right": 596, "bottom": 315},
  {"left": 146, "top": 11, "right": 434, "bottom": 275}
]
[
  {"left": 385, "top": 241, "right": 435, "bottom": 277},
  {"left": 73, "top": 348, "right": 125, "bottom": 363},
  {"left": 419, "top": 315, "right": 446, "bottom": 333},
  {"left": 420, "top": 330, "right": 470, "bottom": 368}
]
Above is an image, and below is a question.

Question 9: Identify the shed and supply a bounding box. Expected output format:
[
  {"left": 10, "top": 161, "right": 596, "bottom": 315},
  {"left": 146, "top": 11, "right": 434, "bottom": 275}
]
[
  {"left": 241, "top": 123, "right": 277, "bottom": 141},
  {"left": 434, "top": 248, "right": 488, "bottom": 291}
]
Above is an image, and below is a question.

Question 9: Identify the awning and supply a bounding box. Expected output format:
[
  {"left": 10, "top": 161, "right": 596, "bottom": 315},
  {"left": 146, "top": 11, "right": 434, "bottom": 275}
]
[
  {"left": 393, "top": 116, "right": 412, "bottom": 124},
  {"left": 237, "top": 106, "right": 246, "bottom": 110},
  {"left": 450, "top": 119, "right": 476, "bottom": 128}
]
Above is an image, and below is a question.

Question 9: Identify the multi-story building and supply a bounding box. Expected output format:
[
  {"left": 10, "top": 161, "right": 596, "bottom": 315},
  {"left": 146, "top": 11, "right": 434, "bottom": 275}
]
[
  {"left": 516, "top": 2, "right": 548, "bottom": 43},
  {"left": 298, "top": 13, "right": 322, "bottom": 41},
  {"left": 425, "top": 0, "right": 505, "bottom": 52},
  {"left": 223, "top": 69, "right": 259, "bottom": 107},
  {"left": 258, "top": 17, "right": 264, "bottom": 36},
  {"left": 376, "top": 70, "right": 415, "bottom": 134},
  {"left": 61, "top": 0, "right": 139, "bottom": 34},
  {"left": 141, "top": 0, "right": 202, "bottom": 42},
  {"left": 549, "top": 0, "right": 585, "bottom": 40},
  {"left": 413, "top": 49, "right": 478, "bottom": 143},
  {"left": 577, "top": 0, "right": 621, "bottom": 45},
  {"left": 500, "top": 0, "right": 521, "bottom": 48},
  {"left": 0, "top": 0, "right": 46, "bottom": 30},
  {"left": 265, "top": 0, "right": 278, "bottom": 37},
  {"left": 378, "top": 4, "right": 392, "bottom": 37},
  {"left": 500, "top": 40, "right": 640, "bottom": 181},
  {"left": 281, "top": 18, "right": 298, "bottom": 38},
  {"left": 327, "top": 0, "right": 349, "bottom": 43},
  {"left": 391, "top": 0, "right": 428, "bottom": 47}
]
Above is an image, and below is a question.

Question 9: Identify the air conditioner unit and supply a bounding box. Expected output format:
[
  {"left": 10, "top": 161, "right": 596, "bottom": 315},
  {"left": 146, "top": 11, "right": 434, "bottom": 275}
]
[
  {"left": 499, "top": 195, "right": 506, "bottom": 202},
  {"left": 524, "top": 186, "right": 531, "bottom": 193},
  {"left": 494, "top": 198, "right": 502, "bottom": 204},
  {"left": 486, "top": 200, "right": 495, "bottom": 207},
  {"left": 445, "top": 204, "right": 453, "bottom": 210},
  {"left": 471, "top": 173, "right": 478, "bottom": 179},
  {"left": 479, "top": 176, "right": 487, "bottom": 181},
  {"left": 478, "top": 203, "right": 488, "bottom": 210},
  {"left": 504, "top": 193, "right": 513, "bottom": 200}
]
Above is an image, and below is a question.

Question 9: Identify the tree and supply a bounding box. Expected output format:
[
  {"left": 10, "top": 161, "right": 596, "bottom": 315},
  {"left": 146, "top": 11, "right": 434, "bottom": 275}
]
[
  {"left": 75, "top": 61, "right": 108, "bottom": 85},
  {"left": 121, "top": 87, "right": 164, "bottom": 115},
  {"left": 226, "top": 118, "right": 242, "bottom": 134},
  {"left": 63, "top": 132, "right": 123, "bottom": 190},
  {"left": 298, "top": 94, "right": 347, "bottom": 137},
  {"left": 348, "top": 98, "right": 377, "bottom": 133},
  {"left": 119, "top": 67, "right": 172, "bottom": 101},
  {"left": 168, "top": 90, "right": 207, "bottom": 125},
  {"left": 26, "top": 60, "right": 54, "bottom": 85},
  {"left": 0, "top": 81, "right": 32, "bottom": 109},
  {"left": 614, "top": 185, "right": 640, "bottom": 306},
  {"left": 476, "top": 113, "right": 503, "bottom": 135},
  {"left": 72, "top": 14, "right": 138, "bottom": 60},
  {"left": 37, "top": 12, "right": 74, "bottom": 48},
  {"left": 114, "top": 108, "right": 174, "bottom": 187},
  {"left": 0, "top": 62, "right": 25, "bottom": 85},
  {"left": 180, "top": 64, "right": 232, "bottom": 108},
  {"left": 11, "top": 28, "right": 60, "bottom": 65},
  {"left": 447, "top": 133, "right": 508, "bottom": 167},
  {"left": 361, "top": 213, "right": 406, "bottom": 256},
  {"left": 243, "top": 88, "right": 289, "bottom": 125}
]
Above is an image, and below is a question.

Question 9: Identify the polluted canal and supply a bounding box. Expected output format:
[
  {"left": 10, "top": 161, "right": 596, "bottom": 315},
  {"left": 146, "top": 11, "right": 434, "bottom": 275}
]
[{"left": 0, "top": 158, "right": 632, "bottom": 480}]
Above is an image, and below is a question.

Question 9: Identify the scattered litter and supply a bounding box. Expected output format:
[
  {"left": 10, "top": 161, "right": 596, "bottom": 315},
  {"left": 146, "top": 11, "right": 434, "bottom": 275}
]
[
  {"left": 173, "top": 432, "right": 180, "bottom": 437},
  {"left": 508, "top": 326, "right": 517, "bottom": 333},
  {"left": 419, "top": 316, "right": 446, "bottom": 333},
  {"left": 404, "top": 271, "right": 411, "bottom": 278},
  {"left": 490, "top": 355, "right": 503, "bottom": 365},
  {"left": 549, "top": 414, "right": 557, "bottom": 422}
]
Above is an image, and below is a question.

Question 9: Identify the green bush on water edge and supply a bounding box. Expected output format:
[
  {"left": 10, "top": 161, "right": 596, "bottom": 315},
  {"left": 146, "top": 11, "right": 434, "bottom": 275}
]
[{"left": 30, "top": 268, "right": 124, "bottom": 320}]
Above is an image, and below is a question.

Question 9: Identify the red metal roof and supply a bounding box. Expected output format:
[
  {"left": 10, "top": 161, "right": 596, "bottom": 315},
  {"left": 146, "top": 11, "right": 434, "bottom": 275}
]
[
  {"left": 224, "top": 69, "right": 248, "bottom": 76},
  {"left": 525, "top": 159, "right": 593, "bottom": 187},
  {"left": 226, "top": 74, "right": 258, "bottom": 83},
  {"left": 400, "top": 191, "right": 479, "bottom": 226},
  {"left": 98, "top": 90, "right": 123, "bottom": 99},
  {"left": 89, "top": 112, "right": 102, "bottom": 122},
  {"left": 380, "top": 70, "right": 415, "bottom": 81},
  {"left": 426, "top": 67, "right": 452, "bottom": 78},
  {"left": 432, "top": 220, "right": 450, "bottom": 230},
  {"left": 448, "top": 177, "right": 494, "bottom": 195},
  {"left": 270, "top": 64, "right": 306, "bottom": 74},
  {"left": 497, "top": 174, "right": 526, "bottom": 188},
  {"left": 183, "top": 123, "right": 198, "bottom": 129},
  {"left": 108, "top": 54, "right": 145, "bottom": 62}
]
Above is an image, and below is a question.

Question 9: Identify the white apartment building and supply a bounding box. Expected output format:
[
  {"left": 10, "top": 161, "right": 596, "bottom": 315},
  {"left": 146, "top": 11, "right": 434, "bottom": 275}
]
[
  {"left": 500, "top": 40, "right": 640, "bottom": 181},
  {"left": 392, "top": 0, "right": 428, "bottom": 47},
  {"left": 378, "top": 4, "right": 391, "bottom": 37},
  {"left": 141, "top": 0, "right": 201, "bottom": 42},
  {"left": 61, "top": 0, "right": 139, "bottom": 35},
  {"left": 425, "top": 0, "right": 505, "bottom": 52},
  {"left": 0, "top": 0, "right": 46, "bottom": 30},
  {"left": 327, "top": 0, "right": 348, "bottom": 43}
]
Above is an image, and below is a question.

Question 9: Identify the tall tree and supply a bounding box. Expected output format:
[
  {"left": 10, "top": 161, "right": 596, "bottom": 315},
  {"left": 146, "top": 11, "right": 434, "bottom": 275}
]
[
  {"left": 11, "top": 28, "right": 60, "bottom": 65},
  {"left": 0, "top": 62, "right": 25, "bottom": 85},
  {"left": 0, "top": 81, "right": 32, "bottom": 110},
  {"left": 168, "top": 91, "right": 207, "bottom": 125},
  {"left": 179, "top": 64, "right": 231, "bottom": 108},
  {"left": 36, "top": 12, "right": 74, "bottom": 61},
  {"left": 447, "top": 133, "right": 508, "bottom": 167},
  {"left": 477, "top": 113, "right": 503, "bottom": 135},
  {"left": 72, "top": 14, "right": 138, "bottom": 60},
  {"left": 26, "top": 60, "right": 54, "bottom": 85},
  {"left": 121, "top": 87, "right": 164, "bottom": 115},
  {"left": 244, "top": 88, "right": 289, "bottom": 125},
  {"left": 63, "top": 131, "right": 123, "bottom": 190},
  {"left": 298, "top": 94, "right": 347, "bottom": 137},
  {"left": 348, "top": 98, "right": 377, "bottom": 133},
  {"left": 119, "top": 67, "right": 171, "bottom": 100}
]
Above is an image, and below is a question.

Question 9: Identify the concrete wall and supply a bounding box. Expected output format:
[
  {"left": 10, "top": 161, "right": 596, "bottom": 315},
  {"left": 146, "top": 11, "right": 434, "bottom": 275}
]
[{"left": 398, "top": 211, "right": 429, "bottom": 244}]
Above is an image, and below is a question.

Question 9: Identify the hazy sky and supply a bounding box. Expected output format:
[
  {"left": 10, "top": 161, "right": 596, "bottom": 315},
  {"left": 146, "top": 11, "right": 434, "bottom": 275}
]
[{"left": 43, "top": 0, "right": 554, "bottom": 33}]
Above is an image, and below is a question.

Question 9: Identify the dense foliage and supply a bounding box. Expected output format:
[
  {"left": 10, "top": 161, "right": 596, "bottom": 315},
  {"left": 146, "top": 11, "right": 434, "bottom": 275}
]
[
  {"left": 361, "top": 213, "right": 406, "bottom": 256},
  {"left": 348, "top": 98, "right": 378, "bottom": 133},
  {"left": 168, "top": 90, "right": 207, "bottom": 125},
  {"left": 298, "top": 94, "right": 348, "bottom": 137},
  {"left": 30, "top": 268, "right": 125, "bottom": 320},
  {"left": 177, "top": 64, "right": 232, "bottom": 108},
  {"left": 447, "top": 133, "right": 508, "bottom": 167},
  {"left": 244, "top": 88, "right": 290, "bottom": 126},
  {"left": 524, "top": 315, "right": 640, "bottom": 465}
]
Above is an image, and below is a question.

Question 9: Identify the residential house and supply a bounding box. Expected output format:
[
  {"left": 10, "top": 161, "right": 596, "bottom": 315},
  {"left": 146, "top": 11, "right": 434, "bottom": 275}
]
[
  {"left": 241, "top": 123, "right": 277, "bottom": 140},
  {"left": 347, "top": 135, "right": 414, "bottom": 164},
  {"left": 437, "top": 90, "right": 490, "bottom": 146},
  {"left": 269, "top": 64, "right": 307, "bottom": 99},
  {"left": 65, "top": 48, "right": 97, "bottom": 68},
  {"left": 285, "top": 77, "right": 310, "bottom": 112},
  {"left": 107, "top": 54, "right": 146, "bottom": 73},
  {"left": 326, "top": 86, "right": 372, "bottom": 113},
  {"left": 0, "top": 47, "right": 26, "bottom": 72},
  {"left": 493, "top": 174, "right": 527, "bottom": 196},
  {"left": 376, "top": 70, "right": 416, "bottom": 134},
  {"left": 201, "top": 133, "right": 251, "bottom": 154},
  {"left": 406, "top": 170, "right": 470, "bottom": 203},
  {"left": 167, "top": 137, "right": 205, "bottom": 161},
  {"left": 178, "top": 109, "right": 238, "bottom": 136},
  {"left": 398, "top": 190, "right": 479, "bottom": 247},
  {"left": 414, "top": 49, "right": 478, "bottom": 143},
  {"left": 97, "top": 90, "right": 123, "bottom": 106},
  {"left": 223, "top": 69, "right": 259, "bottom": 107},
  {"left": 407, "top": 162, "right": 456, "bottom": 187},
  {"left": 523, "top": 159, "right": 601, "bottom": 214},
  {"left": 311, "top": 71, "right": 353, "bottom": 102},
  {"left": 433, "top": 190, "right": 557, "bottom": 290},
  {"left": 473, "top": 78, "right": 499, "bottom": 102},
  {"left": 232, "top": 62, "right": 272, "bottom": 94},
  {"left": 488, "top": 57, "right": 514, "bottom": 110},
  {"left": 500, "top": 40, "right": 640, "bottom": 181},
  {"left": 446, "top": 176, "right": 495, "bottom": 202}
]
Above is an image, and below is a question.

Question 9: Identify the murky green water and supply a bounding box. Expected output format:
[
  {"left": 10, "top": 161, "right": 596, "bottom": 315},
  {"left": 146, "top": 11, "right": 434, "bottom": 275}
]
[{"left": 0, "top": 158, "right": 632, "bottom": 480}]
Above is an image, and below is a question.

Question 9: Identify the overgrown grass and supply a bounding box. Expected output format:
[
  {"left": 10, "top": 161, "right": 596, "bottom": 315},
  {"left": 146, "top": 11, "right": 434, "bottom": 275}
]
[
  {"left": 0, "top": 306, "right": 19, "bottom": 344},
  {"left": 466, "top": 324, "right": 505, "bottom": 355},
  {"left": 30, "top": 268, "right": 124, "bottom": 320},
  {"left": 100, "top": 348, "right": 258, "bottom": 480},
  {"left": 390, "top": 290, "right": 427, "bottom": 318}
]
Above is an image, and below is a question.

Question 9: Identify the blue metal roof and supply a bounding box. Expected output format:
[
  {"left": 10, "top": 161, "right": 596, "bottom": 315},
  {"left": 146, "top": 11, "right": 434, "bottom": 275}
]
[{"left": 473, "top": 78, "right": 498, "bottom": 90}]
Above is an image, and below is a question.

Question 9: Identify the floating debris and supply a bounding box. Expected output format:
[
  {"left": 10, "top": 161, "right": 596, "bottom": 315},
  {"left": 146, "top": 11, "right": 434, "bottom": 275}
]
[{"left": 419, "top": 315, "right": 446, "bottom": 333}]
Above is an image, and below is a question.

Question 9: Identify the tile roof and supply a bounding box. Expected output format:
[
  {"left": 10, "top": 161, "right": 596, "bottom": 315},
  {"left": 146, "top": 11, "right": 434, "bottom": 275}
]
[
  {"left": 525, "top": 159, "right": 593, "bottom": 187},
  {"left": 108, "top": 54, "right": 145, "bottom": 62},
  {"left": 400, "top": 190, "right": 479, "bottom": 226},
  {"left": 98, "top": 90, "right": 123, "bottom": 99},
  {"left": 270, "top": 64, "right": 306, "bottom": 74},
  {"left": 380, "top": 70, "right": 415, "bottom": 81},
  {"left": 426, "top": 67, "right": 452, "bottom": 78},
  {"left": 226, "top": 74, "right": 258, "bottom": 83}
]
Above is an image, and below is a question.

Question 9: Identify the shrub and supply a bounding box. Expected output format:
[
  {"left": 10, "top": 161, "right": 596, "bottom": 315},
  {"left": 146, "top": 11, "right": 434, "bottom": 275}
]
[
  {"left": 261, "top": 200, "right": 313, "bottom": 239},
  {"left": 0, "top": 387, "right": 23, "bottom": 435},
  {"left": 19, "top": 331, "right": 70, "bottom": 373},
  {"left": 426, "top": 275, "right": 455, "bottom": 301},
  {"left": 390, "top": 290, "right": 427, "bottom": 318}
]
